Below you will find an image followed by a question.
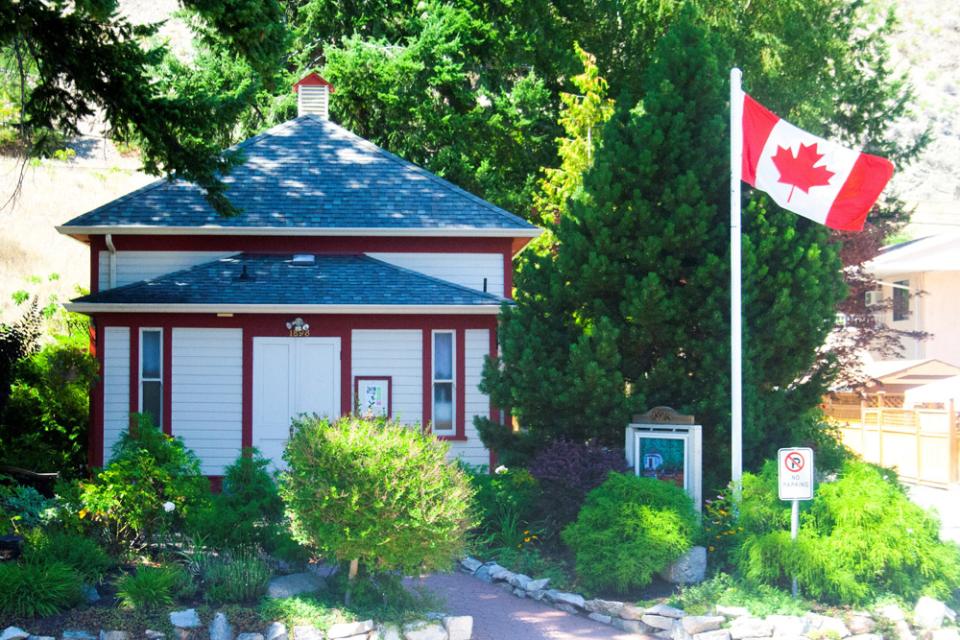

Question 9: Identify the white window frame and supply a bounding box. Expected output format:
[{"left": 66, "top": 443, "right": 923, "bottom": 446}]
[
  {"left": 893, "top": 279, "right": 910, "bottom": 322},
  {"left": 431, "top": 330, "right": 456, "bottom": 435},
  {"left": 139, "top": 327, "right": 163, "bottom": 427}
]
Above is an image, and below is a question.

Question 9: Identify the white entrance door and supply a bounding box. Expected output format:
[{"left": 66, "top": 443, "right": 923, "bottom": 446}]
[{"left": 252, "top": 337, "right": 341, "bottom": 469}]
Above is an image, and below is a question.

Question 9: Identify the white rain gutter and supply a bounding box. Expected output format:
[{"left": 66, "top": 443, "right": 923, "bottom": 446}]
[
  {"left": 105, "top": 233, "right": 117, "bottom": 289},
  {"left": 64, "top": 303, "right": 506, "bottom": 315}
]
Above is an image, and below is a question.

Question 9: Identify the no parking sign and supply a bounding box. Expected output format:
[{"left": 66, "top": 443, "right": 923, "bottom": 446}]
[{"left": 778, "top": 447, "right": 814, "bottom": 501}]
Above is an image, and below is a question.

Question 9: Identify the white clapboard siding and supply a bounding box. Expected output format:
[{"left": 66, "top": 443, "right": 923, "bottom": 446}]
[
  {"left": 103, "top": 327, "right": 130, "bottom": 463},
  {"left": 351, "top": 330, "right": 422, "bottom": 426},
  {"left": 365, "top": 253, "right": 504, "bottom": 295},
  {"left": 447, "top": 329, "right": 491, "bottom": 468},
  {"left": 98, "top": 252, "right": 235, "bottom": 289},
  {"left": 171, "top": 328, "right": 243, "bottom": 475}
]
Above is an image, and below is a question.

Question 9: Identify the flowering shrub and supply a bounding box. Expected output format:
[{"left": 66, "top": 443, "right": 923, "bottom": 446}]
[
  {"left": 468, "top": 465, "right": 541, "bottom": 549},
  {"left": 74, "top": 417, "right": 209, "bottom": 553},
  {"left": 562, "top": 472, "right": 700, "bottom": 593},
  {"left": 527, "top": 439, "right": 628, "bottom": 531}
]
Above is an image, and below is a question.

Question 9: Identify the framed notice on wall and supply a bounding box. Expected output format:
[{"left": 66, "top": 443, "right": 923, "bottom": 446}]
[{"left": 355, "top": 376, "right": 391, "bottom": 418}]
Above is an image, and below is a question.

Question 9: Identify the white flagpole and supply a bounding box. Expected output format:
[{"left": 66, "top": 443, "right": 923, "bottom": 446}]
[{"left": 729, "top": 67, "right": 744, "bottom": 491}]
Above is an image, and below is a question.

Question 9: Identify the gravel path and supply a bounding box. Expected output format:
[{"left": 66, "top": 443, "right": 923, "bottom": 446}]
[{"left": 409, "top": 572, "right": 653, "bottom": 640}]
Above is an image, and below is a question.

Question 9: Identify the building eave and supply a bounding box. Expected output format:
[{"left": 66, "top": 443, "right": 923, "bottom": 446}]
[
  {"left": 65, "top": 302, "right": 505, "bottom": 315},
  {"left": 56, "top": 225, "right": 542, "bottom": 240}
]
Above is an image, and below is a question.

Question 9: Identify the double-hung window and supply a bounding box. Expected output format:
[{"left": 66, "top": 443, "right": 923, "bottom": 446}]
[
  {"left": 140, "top": 328, "right": 163, "bottom": 427},
  {"left": 432, "top": 331, "right": 455, "bottom": 434},
  {"left": 892, "top": 280, "right": 910, "bottom": 322}
]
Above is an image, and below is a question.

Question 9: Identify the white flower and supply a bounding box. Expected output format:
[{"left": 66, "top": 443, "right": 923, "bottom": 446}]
[
  {"left": 162, "top": 501, "right": 176, "bottom": 513},
  {"left": 494, "top": 465, "right": 508, "bottom": 475}
]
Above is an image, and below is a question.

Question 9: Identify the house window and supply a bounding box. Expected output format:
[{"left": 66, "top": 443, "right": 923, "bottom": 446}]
[
  {"left": 140, "top": 328, "right": 163, "bottom": 427},
  {"left": 893, "top": 280, "right": 909, "bottom": 322},
  {"left": 432, "top": 331, "right": 455, "bottom": 433}
]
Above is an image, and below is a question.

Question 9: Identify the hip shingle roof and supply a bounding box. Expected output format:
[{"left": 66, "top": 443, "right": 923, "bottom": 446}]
[{"left": 60, "top": 115, "right": 537, "bottom": 234}]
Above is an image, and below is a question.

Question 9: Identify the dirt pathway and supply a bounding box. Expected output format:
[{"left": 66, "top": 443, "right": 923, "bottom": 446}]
[{"left": 410, "top": 572, "right": 653, "bottom": 640}]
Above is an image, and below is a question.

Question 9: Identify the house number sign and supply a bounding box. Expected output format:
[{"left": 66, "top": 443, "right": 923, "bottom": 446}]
[{"left": 286, "top": 317, "right": 311, "bottom": 337}]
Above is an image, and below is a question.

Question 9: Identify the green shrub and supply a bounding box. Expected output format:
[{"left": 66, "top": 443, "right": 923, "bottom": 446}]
[
  {"left": 202, "top": 550, "right": 272, "bottom": 604},
  {"left": 562, "top": 472, "right": 700, "bottom": 593},
  {"left": 736, "top": 459, "right": 960, "bottom": 605},
  {"left": 280, "top": 416, "right": 473, "bottom": 592},
  {"left": 186, "top": 448, "right": 284, "bottom": 550},
  {"left": 22, "top": 529, "right": 113, "bottom": 583},
  {"left": 674, "top": 573, "right": 808, "bottom": 617},
  {"left": 116, "top": 565, "right": 193, "bottom": 611},
  {"left": 77, "top": 417, "right": 210, "bottom": 552},
  {"left": 0, "top": 480, "right": 53, "bottom": 532},
  {"left": 467, "top": 466, "right": 541, "bottom": 549},
  {"left": 0, "top": 561, "right": 83, "bottom": 617}
]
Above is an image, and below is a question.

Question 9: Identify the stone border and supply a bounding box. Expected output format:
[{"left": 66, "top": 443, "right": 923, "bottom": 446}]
[
  {"left": 3, "top": 610, "right": 474, "bottom": 640},
  {"left": 459, "top": 557, "right": 959, "bottom": 640}
]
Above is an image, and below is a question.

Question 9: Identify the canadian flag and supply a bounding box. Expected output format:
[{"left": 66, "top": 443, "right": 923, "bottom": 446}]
[{"left": 739, "top": 92, "right": 894, "bottom": 232}]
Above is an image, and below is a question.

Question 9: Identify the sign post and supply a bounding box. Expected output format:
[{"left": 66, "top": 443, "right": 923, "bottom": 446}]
[{"left": 778, "top": 447, "right": 814, "bottom": 597}]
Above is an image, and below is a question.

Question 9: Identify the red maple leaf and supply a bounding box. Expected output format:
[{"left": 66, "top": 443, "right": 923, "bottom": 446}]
[{"left": 771, "top": 142, "right": 835, "bottom": 202}]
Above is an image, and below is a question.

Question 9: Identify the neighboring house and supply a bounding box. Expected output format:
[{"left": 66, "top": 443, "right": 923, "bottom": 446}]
[
  {"left": 866, "top": 234, "right": 960, "bottom": 365},
  {"left": 58, "top": 74, "right": 540, "bottom": 477}
]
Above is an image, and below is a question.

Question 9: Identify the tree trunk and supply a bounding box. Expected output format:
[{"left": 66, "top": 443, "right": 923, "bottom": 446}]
[{"left": 344, "top": 558, "right": 359, "bottom": 606}]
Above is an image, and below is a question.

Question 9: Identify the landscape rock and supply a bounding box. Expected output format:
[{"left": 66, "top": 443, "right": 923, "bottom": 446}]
[
  {"left": 144, "top": 634, "right": 165, "bottom": 640},
  {"left": 655, "top": 630, "right": 675, "bottom": 640},
  {"left": 487, "top": 565, "right": 512, "bottom": 582},
  {"left": 613, "top": 619, "right": 649, "bottom": 634},
  {"left": 99, "top": 632, "right": 130, "bottom": 640},
  {"left": 916, "top": 597, "right": 949, "bottom": 630},
  {"left": 170, "top": 610, "right": 202, "bottom": 629},
  {"left": 648, "top": 604, "right": 687, "bottom": 619},
  {"left": 926, "top": 629, "right": 960, "bottom": 640},
  {"left": 847, "top": 635, "right": 882, "bottom": 640},
  {"left": 729, "top": 617, "right": 774, "bottom": 640},
  {"left": 1, "top": 629, "right": 28, "bottom": 640},
  {"left": 472, "top": 564, "right": 497, "bottom": 583},
  {"left": 401, "top": 621, "right": 447, "bottom": 640},
  {"left": 659, "top": 546, "right": 707, "bottom": 585},
  {"left": 895, "top": 620, "right": 918, "bottom": 640},
  {"left": 845, "top": 614, "right": 876, "bottom": 636},
  {"left": 642, "top": 615, "right": 678, "bottom": 631},
  {"left": 945, "top": 607, "right": 957, "bottom": 624},
  {"left": 305, "top": 562, "right": 338, "bottom": 580},
  {"left": 717, "top": 606, "right": 751, "bottom": 619},
  {"left": 291, "top": 627, "right": 322, "bottom": 640},
  {"left": 267, "top": 573, "right": 323, "bottom": 599},
  {"left": 671, "top": 620, "right": 693, "bottom": 640},
  {"left": 546, "top": 590, "right": 586, "bottom": 609},
  {"left": 512, "top": 588, "right": 527, "bottom": 598},
  {"left": 556, "top": 603, "right": 579, "bottom": 615},
  {"left": 876, "top": 605, "right": 906, "bottom": 623},
  {"left": 81, "top": 584, "right": 100, "bottom": 604},
  {"left": 62, "top": 632, "right": 96, "bottom": 640},
  {"left": 803, "top": 614, "right": 850, "bottom": 639},
  {"left": 507, "top": 573, "right": 533, "bottom": 590},
  {"left": 28, "top": 636, "right": 55, "bottom": 640},
  {"left": 327, "top": 622, "right": 374, "bottom": 639},
  {"left": 442, "top": 616, "right": 472, "bottom": 640},
  {"left": 585, "top": 599, "right": 625, "bottom": 617},
  {"left": 694, "top": 631, "right": 732, "bottom": 640},
  {"left": 459, "top": 557, "right": 482, "bottom": 574},
  {"left": 682, "top": 616, "right": 725, "bottom": 635},
  {"left": 236, "top": 635, "right": 263, "bottom": 640},
  {"left": 767, "top": 615, "right": 808, "bottom": 637},
  {"left": 588, "top": 613, "right": 613, "bottom": 625},
  {"left": 264, "top": 623, "right": 287, "bottom": 640},
  {"left": 620, "top": 604, "right": 646, "bottom": 620},
  {"left": 209, "top": 612, "right": 233, "bottom": 640},
  {"left": 528, "top": 589, "right": 547, "bottom": 601},
  {"left": 525, "top": 578, "right": 550, "bottom": 592},
  {"left": 377, "top": 624, "right": 402, "bottom": 640}
]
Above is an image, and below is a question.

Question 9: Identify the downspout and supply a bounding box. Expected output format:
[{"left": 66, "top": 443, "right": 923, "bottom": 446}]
[{"left": 105, "top": 233, "right": 117, "bottom": 289}]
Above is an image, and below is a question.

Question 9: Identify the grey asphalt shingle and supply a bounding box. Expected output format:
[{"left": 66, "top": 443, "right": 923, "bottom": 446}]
[
  {"left": 61, "top": 115, "right": 536, "bottom": 232},
  {"left": 71, "top": 253, "right": 508, "bottom": 307}
]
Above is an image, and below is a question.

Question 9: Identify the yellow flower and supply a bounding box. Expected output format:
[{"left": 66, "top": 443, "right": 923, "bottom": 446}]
[
  {"left": 523, "top": 530, "right": 530, "bottom": 535},
  {"left": 78, "top": 508, "right": 88, "bottom": 519},
  {"left": 708, "top": 546, "right": 716, "bottom": 552},
  {"left": 524, "top": 537, "right": 531, "bottom": 543}
]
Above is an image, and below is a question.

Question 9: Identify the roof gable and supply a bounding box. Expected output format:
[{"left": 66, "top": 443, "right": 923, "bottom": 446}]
[{"left": 60, "top": 116, "right": 538, "bottom": 236}]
